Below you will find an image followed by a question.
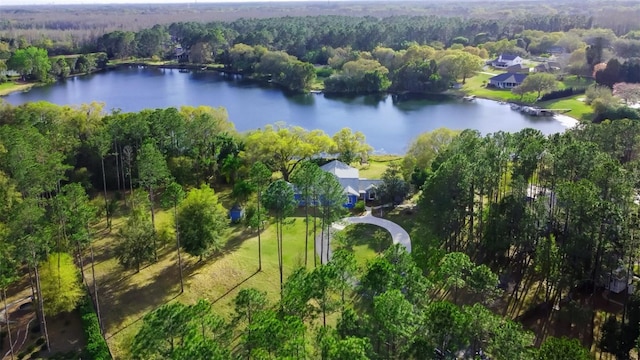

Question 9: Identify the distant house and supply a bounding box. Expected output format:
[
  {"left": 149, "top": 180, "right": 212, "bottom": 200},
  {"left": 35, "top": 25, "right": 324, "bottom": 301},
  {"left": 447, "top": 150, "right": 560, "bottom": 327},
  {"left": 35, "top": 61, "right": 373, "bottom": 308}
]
[
  {"left": 505, "top": 63, "right": 530, "bottom": 74},
  {"left": 547, "top": 46, "right": 566, "bottom": 55},
  {"left": 488, "top": 73, "right": 528, "bottom": 89},
  {"left": 491, "top": 54, "right": 523, "bottom": 68},
  {"left": 175, "top": 46, "right": 189, "bottom": 63},
  {"left": 534, "top": 61, "right": 561, "bottom": 73},
  {"left": 294, "top": 160, "right": 382, "bottom": 209},
  {"left": 605, "top": 267, "right": 634, "bottom": 294},
  {"left": 526, "top": 184, "right": 556, "bottom": 207}
]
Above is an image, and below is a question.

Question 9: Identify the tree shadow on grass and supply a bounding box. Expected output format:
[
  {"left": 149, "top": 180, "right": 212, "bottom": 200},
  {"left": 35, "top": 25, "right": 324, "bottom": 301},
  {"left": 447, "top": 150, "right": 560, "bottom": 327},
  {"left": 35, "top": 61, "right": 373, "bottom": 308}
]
[
  {"left": 338, "top": 224, "right": 392, "bottom": 254},
  {"left": 100, "top": 257, "right": 181, "bottom": 341},
  {"left": 177, "top": 226, "right": 263, "bottom": 278}
]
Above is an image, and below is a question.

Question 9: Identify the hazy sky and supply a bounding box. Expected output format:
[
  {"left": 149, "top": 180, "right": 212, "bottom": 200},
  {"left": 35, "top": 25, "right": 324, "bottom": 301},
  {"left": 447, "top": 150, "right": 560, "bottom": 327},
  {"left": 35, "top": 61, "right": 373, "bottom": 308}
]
[{"left": 2, "top": 0, "right": 319, "bottom": 5}]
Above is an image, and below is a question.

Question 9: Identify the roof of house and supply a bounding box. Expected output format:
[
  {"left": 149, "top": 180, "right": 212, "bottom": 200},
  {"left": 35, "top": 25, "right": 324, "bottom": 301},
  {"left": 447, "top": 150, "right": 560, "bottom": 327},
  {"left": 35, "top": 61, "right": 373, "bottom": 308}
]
[
  {"left": 359, "top": 179, "right": 383, "bottom": 193},
  {"left": 547, "top": 46, "right": 566, "bottom": 53},
  {"left": 506, "top": 64, "right": 528, "bottom": 72},
  {"left": 320, "top": 160, "right": 359, "bottom": 179},
  {"left": 499, "top": 54, "right": 519, "bottom": 61},
  {"left": 489, "top": 73, "right": 528, "bottom": 83},
  {"left": 317, "top": 160, "right": 383, "bottom": 195}
]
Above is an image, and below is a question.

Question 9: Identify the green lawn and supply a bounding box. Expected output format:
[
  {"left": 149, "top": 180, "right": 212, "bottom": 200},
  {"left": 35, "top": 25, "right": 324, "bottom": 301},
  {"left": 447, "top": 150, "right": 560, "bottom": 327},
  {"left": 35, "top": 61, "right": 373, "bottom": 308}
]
[
  {"left": 96, "top": 210, "right": 319, "bottom": 358},
  {"left": 558, "top": 75, "right": 593, "bottom": 89},
  {"left": 537, "top": 94, "right": 593, "bottom": 121},
  {"left": 0, "top": 81, "right": 35, "bottom": 96},
  {"left": 463, "top": 73, "right": 537, "bottom": 102},
  {"left": 333, "top": 223, "right": 392, "bottom": 268},
  {"left": 356, "top": 154, "right": 402, "bottom": 179},
  {"left": 463, "top": 72, "right": 594, "bottom": 120}
]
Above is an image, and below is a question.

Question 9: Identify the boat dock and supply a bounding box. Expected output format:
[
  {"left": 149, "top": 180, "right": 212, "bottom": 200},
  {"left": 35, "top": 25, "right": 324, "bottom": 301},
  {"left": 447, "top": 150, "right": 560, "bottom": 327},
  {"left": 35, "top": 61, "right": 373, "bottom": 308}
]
[{"left": 510, "top": 104, "right": 571, "bottom": 116}]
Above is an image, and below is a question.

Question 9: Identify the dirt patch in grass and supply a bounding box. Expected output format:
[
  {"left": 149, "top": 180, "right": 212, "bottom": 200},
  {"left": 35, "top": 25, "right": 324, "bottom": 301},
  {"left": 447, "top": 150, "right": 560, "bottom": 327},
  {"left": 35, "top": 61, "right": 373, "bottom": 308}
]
[{"left": 43, "top": 310, "right": 86, "bottom": 358}]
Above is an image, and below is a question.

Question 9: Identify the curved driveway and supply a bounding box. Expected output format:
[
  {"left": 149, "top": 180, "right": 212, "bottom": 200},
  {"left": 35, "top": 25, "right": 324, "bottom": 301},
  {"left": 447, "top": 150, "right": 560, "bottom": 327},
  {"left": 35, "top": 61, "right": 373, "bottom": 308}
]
[{"left": 316, "top": 210, "right": 411, "bottom": 263}]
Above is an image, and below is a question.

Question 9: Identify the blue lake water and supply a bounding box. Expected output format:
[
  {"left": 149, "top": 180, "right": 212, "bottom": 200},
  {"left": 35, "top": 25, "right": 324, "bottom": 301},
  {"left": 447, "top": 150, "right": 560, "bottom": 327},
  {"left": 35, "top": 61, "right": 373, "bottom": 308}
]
[{"left": 2, "top": 66, "right": 574, "bottom": 154}]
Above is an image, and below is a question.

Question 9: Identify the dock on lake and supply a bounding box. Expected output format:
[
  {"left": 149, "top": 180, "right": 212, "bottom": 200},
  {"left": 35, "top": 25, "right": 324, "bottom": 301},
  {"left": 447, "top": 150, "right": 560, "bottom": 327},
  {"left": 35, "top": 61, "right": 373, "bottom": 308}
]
[{"left": 510, "top": 104, "right": 571, "bottom": 116}]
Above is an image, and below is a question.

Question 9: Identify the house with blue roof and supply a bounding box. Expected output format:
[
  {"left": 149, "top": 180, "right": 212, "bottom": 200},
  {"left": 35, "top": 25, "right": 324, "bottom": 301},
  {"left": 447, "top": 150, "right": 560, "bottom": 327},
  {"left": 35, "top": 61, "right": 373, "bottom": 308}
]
[
  {"left": 490, "top": 54, "right": 523, "bottom": 68},
  {"left": 488, "top": 72, "right": 528, "bottom": 89}
]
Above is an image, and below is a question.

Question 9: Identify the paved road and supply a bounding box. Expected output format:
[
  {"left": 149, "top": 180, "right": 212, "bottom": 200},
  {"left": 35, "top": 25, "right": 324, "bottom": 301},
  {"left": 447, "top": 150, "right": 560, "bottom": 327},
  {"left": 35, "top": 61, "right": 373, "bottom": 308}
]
[{"left": 315, "top": 210, "right": 412, "bottom": 263}]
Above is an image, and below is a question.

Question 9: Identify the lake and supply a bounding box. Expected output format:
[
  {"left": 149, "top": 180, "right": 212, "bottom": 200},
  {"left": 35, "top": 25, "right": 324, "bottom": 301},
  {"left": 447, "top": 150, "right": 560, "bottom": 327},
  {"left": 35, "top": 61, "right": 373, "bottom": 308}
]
[{"left": 2, "top": 66, "right": 576, "bottom": 154}]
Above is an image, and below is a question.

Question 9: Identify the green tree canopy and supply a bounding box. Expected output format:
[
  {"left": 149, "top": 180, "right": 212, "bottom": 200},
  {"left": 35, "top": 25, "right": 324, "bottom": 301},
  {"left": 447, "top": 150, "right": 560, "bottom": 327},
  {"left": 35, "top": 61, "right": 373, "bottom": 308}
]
[
  {"left": 6, "top": 46, "right": 51, "bottom": 81},
  {"left": 39, "top": 252, "right": 83, "bottom": 316},
  {"left": 176, "top": 185, "right": 229, "bottom": 260},
  {"left": 518, "top": 72, "right": 558, "bottom": 98}
]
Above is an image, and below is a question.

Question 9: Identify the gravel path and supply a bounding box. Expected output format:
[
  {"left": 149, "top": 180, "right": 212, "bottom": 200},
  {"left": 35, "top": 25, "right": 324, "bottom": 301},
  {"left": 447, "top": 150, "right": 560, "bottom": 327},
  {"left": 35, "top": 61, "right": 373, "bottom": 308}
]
[{"left": 315, "top": 209, "right": 411, "bottom": 263}]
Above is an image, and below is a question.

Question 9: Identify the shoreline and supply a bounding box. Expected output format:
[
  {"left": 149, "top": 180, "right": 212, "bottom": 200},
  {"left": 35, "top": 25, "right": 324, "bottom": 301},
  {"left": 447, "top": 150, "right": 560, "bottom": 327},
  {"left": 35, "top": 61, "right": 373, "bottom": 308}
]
[
  {"left": 0, "top": 64, "right": 583, "bottom": 129},
  {"left": 0, "top": 82, "right": 38, "bottom": 97},
  {"left": 0, "top": 62, "right": 587, "bottom": 123}
]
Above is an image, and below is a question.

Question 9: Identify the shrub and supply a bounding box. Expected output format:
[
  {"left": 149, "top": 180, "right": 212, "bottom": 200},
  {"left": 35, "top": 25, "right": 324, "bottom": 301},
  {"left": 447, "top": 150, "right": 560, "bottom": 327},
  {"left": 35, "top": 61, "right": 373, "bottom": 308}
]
[
  {"left": 537, "top": 87, "right": 586, "bottom": 102},
  {"left": 354, "top": 200, "right": 365, "bottom": 213},
  {"left": 315, "top": 66, "right": 333, "bottom": 78},
  {"left": 79, "top": 296, "right": 111, "bottom": 360}
]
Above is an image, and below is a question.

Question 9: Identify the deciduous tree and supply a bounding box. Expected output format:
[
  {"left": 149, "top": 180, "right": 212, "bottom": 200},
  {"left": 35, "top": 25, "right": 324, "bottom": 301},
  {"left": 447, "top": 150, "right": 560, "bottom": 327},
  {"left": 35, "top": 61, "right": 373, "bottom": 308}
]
[
  {"left": 176, "top": 185, "right": 228, "bottom": 260},
  {"left": 6, "top": 46, "right": 51, "bottom": 81},
  {"left": 115, "top": 206, "right": 155, "bottom": 272},
  {"left": 331, "top": 128, "right": 373, "bottom": 164},
  {"left": 244, "top": 123, "right": 333, "bottom": 181},
  {"left": 519, "top": 72, "right": 558, "bottom": 98}
]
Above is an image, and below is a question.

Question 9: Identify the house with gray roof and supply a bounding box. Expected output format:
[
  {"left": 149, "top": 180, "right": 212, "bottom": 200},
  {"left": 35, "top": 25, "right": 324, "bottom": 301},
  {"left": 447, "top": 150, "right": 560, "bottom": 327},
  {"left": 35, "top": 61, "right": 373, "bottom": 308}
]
[
  {"left": 488, "top": 72, "right": 528, "bottom": 89},
  {"left": 295, "top": 160, "right": 381, "bottom": 209},
  {"left": 491, "top": 54, "right": 523, "bottom": 68}
]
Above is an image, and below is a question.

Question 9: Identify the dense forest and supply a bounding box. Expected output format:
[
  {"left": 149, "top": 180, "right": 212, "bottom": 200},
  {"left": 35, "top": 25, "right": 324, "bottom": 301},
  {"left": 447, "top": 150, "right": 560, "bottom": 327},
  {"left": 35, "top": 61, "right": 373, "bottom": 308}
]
[{"left": 3, "top": 3, "right": 640, "bottom": 95}]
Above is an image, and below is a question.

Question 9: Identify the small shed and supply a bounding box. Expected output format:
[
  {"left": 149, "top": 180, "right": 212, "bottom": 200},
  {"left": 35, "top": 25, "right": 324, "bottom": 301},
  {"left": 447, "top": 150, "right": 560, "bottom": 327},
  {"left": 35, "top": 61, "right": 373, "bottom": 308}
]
[{"left": 229, "top": 204, "right": 244, "bottom": 223}]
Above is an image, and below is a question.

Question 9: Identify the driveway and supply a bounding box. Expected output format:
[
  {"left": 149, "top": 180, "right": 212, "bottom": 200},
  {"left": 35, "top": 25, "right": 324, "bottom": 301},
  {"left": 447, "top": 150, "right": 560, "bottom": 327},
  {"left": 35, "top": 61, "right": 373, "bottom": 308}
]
[{"left": 315, "top": 209, "right": 411, "bottom": 263}]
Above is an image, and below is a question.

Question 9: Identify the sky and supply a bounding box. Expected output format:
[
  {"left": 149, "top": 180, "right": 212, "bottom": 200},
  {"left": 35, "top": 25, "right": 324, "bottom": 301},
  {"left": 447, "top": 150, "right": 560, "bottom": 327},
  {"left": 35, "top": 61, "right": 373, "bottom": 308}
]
[{"left": 2, "top": 0, "right": 324, "bottom": 5}]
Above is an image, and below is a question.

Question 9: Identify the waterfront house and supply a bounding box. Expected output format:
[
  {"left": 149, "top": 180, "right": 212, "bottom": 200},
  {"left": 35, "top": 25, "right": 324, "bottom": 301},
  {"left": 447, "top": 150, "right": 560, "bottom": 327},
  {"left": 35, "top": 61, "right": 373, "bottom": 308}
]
[
  {"left": 294, "top": 160, "right": 382, "bottom": 209},
  {"left": 320, "top": 160, "right": 382, "bottom": 207},
  {"left": 488, "top": 73, "right": 528, "bottom": 89}
]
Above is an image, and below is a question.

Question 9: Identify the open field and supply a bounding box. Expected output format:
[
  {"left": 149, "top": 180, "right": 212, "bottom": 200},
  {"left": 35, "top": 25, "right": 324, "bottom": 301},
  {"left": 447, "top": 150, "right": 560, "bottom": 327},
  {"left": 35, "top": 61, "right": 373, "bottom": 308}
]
[
  {"left": 356, "top": 154, "right": 401, "bottom": 178},
  {"left": 538, "top": 94, "right": 593, "bottom": 121},
  {"left": 334, "top": 223, "right": 393, "bottom": 268}
]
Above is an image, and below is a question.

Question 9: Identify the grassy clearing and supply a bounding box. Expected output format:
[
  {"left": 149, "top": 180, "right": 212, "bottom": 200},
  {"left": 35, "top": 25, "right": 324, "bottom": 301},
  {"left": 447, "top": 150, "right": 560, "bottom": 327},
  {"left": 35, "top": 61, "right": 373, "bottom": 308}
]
[
  {"left": 334, "top": 223, "right": 393, "bottom": 268},
  {"left": 0, "top": 81, "right": 36, "bottom": 96},
  {"left": 89, "top": 200, "right": 320, "bottom": 359},
  {"left": 356, "top": 154, "right": 402, "bottom": 179},
  {"left": 538, "top": 94, "right": 593, "bottom": 121},
  {"left": 558, "top": 75, "right": 593, "bottom": 89}
]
